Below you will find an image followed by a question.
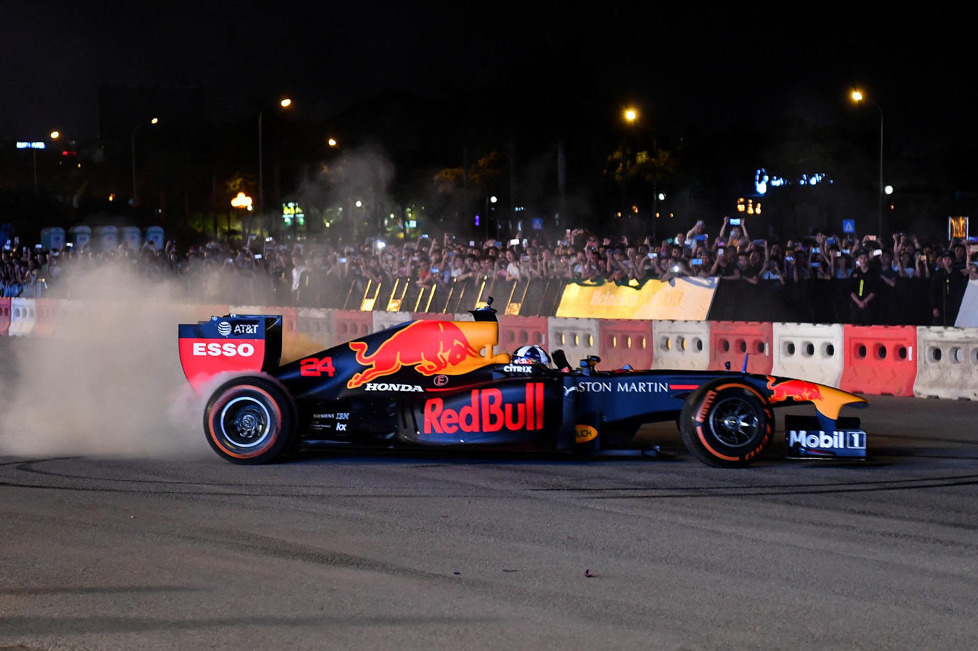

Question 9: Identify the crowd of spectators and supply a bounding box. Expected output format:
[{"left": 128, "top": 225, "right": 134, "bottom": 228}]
[
  {"left": 1, "top": 242, "right": 51, "bottom": 298},
  {"left": 6, "top": 216, "right": 977, "bottom": 326}
]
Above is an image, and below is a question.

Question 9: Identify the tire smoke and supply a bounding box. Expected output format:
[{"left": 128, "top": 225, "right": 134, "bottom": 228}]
[{"left": 0, "top": 261, "right": 230, "bottom": 459}]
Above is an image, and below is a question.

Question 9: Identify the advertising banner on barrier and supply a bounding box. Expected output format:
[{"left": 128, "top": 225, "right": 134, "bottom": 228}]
[{"left": 556, "top": 277, "right": 717, "bottom": 320}]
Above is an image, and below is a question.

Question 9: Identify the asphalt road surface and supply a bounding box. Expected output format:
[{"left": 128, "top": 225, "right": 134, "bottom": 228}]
[{"left": 2, "top": 396, "right": 978, "bottom": 649}]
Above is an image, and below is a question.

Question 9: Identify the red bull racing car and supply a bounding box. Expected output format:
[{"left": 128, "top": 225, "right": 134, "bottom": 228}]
[{"left": 178, "top": 304, "right": 868, "bottom": 468}]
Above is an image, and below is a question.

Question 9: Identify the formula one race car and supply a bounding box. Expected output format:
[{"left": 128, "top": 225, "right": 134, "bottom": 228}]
[{"left": 178, "top": 302, "right": 868, "bottom": 467}]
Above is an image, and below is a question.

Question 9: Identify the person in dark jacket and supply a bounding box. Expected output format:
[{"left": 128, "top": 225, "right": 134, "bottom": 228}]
[
  {"left": 930, "top": 250, "right": 968, "bottom": 326},
  {"left": 849, "top": 249, "right": 881, "bottom": 325}
]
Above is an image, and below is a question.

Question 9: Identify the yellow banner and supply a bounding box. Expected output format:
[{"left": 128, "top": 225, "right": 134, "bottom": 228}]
[{"left": 556, "top": 277, "right": 717, "bottom": 320}]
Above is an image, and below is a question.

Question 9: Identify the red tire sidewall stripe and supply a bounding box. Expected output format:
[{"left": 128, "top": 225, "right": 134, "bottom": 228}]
[
  {"left": 695, "top": 383, "right": 771, "bottom": 462},
  {"left": 208, "top": 386, "right": 282, "bottom": 460}
]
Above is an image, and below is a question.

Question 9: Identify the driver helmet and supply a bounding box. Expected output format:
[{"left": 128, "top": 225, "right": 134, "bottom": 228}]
[{"left": 513, "top": 344, "right": 550, "bottom": 366}]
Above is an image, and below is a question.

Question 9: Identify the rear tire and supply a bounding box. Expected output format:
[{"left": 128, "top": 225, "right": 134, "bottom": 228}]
[
  {"left": 680, "top": 379, "right": 773, "bottom": 467},
  {"left": 204, "top": 376, "right": 296, "bottom": 464}
]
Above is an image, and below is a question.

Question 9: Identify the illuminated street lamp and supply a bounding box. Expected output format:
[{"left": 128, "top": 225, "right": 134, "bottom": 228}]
[
  {"left": 258, "top": 97, "right": 293, "bottom": 219},
  {"left": 850, "top": 89, "right": 884, "bottom": 236},
  {"left": 131, "top": 117, "right": 159, "bottom": 207},
  {"left": 230, "top": 191, "right": 254, "bottom": 241},
  {"left": 231, "top": 191, "right": 253, "bottom": 211}
]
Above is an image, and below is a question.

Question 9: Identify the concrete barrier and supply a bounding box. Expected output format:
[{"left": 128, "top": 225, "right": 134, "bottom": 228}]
[
  {"left": 8, "top": 298, "right": 36, "bottom": 337},
  {"left": 0, "top": 297, "right": 10, "bottom": 336},
  {"left": 651, "top": 320, "right": 710, "bottom": 370},
  {"left": 297, "top": 307, "right": 335, "bottom": 349},
  {"left": 15, "top": 299, "right": 978, "bottom": 404},
  {"left": 498, "top": 315, "right": 548, "bottom": 357},
  {"left": 31, "top": 298, "right": 60, "bottom": 336},
  {"left": 333, "top": 309, "right": 374, "bottom": 343},
  {"left": 371, "top": 310, "right": 414, "bottom": 333},
  {"left": 913, "top": 327, "right": 978, "bottom": 400},
  {"left": 708, "top": 321, "right": 773, "bottom": 374},
  {"left": 599, "top": 319, "right": 654, "bottom": 371},
  {"left": 548, "top": 317, "right": 600, "bottom": 370},
  {"left": 771, "top": 322, "right": 844, "bottom": 387},
  {"left": 839, "top": 325, "right": 917, "bottom": 396}
]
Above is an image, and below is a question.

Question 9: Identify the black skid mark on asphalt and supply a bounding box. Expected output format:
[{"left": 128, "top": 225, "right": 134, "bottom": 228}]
[{"left": 7, "top": 457, "right": 978, "bottom": 501}]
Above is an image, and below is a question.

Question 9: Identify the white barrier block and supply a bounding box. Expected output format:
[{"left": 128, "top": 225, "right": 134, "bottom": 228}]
[
  {"left": 771, "top": 322, "right": 845, "bottom": 387},
  {"left": 548, "top": 317, "right": 600, "bottom": 370},
  {"left": 651, "top": 320, "right": 711, "bottom": 370},
  {"left": 371, "top": 311, "right": 414, "bottom": 333},
  {"left": 297, "top": 308, "right": 335, "bottom": 349},
  {"left": 914, "top": 326, "right": 978, "bottom": 400},
  {"left": 9, "top": 298, "right": 37, "bottom": 337}
]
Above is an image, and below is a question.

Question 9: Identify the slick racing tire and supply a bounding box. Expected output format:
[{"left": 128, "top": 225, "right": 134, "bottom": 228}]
[
  {"left": 679, "top": 379, "right": 773, "bottom": 468},
  {"left": 204, "top": 376, "right": 296, "bottom": 464}
]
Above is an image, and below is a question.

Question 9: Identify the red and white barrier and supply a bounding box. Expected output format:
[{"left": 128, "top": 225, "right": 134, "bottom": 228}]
[
  {"left": 8, "top": 298, "right": 37, "bottom": 337},
  {"left": 709, "top": 321, "right": 773, "bottom": 374},
  {"left": 19, "top": 298, "right": 978, "bottom": 401},
  {"left": 839, "top": 325, "right": 917, "bottom": 396},
  {"left": 0, "top": 298, "right": 10, "bottom": 336}
]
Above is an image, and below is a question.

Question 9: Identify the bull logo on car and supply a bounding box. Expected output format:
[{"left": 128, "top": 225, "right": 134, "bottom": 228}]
[
  {"left": 347, "top": 320, "right": 509, "bottom": 389},
  {"left": 766, "top": 378, "right": 824, "bottom": 403}
]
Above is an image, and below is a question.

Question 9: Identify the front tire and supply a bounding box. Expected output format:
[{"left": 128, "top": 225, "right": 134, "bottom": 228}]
[
  {"left": 680, "top": 380, "right": 773, "bottom": 467},
  {"left": 204, "top": 376, "right": 296, "bottom": 464}
]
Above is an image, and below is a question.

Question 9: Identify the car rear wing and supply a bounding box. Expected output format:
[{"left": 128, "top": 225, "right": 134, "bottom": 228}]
[{"left": 178, "top": 315, "right": 283, "bottom": 393}]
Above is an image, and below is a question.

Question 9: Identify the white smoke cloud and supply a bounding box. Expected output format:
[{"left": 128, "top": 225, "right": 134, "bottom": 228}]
[{"left": 0, "top": 260, "right": 227, "bottom": 459}]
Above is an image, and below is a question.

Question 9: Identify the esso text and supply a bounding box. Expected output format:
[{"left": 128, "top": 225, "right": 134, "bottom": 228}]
[{"left": 192, "top": 342, "right": 256, "bottom": 357}]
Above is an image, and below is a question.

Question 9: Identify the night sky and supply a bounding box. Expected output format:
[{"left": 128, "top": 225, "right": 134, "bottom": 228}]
[{"left": 2, "top": 3, "right": 975, "bottom": 153}]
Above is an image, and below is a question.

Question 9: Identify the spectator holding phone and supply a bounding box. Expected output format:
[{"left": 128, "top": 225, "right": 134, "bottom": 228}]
[
  {"left": 716, "top": 216, "right": 750, "bottom": 252},
  {"left": 896, "top": 248, "right": 916, "bottom": 278},
  {"left": 659, "top": 245, "right": 691, "bottom": 282},
  {"left": 760, "top": 254, "right": 786, "bottom": 285},
  {"left": 685, "top": 220, "right": 709, "bottom": 252},
  {"left": 807, "top": 243, "right": 833, "bottom": 280},
  {"left": 686, "top": 219, "right": 707, "bottom": 242},
  {"left": 689, "top": 250, "right": 713, "bottom": 278},
  {"left": 711, "top": 247, "right": 735, "bottom": 278},
  {"left": 830, "top": 250, "right": 854, "bottom": 279}
]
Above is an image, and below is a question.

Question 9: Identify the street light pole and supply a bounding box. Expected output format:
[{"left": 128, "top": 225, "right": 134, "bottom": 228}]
[
  {"left": 17, "top": 134, "right": 56, "bottom": 195},
  {"left": 258, "top": 97, "right": 292, "bottom": 232},
  {"left": 620, "top": 107, "right": 637, "bottom": 221},
  {"left": 258, "top": 109, "right": 265, "bottom": 214},
  {"left": 851, "top": 90, "right": 884, "bottom": 236},
  {"left": 131, "top": 117, "right": 159, "bottom": 207},
  {"left": 876, "top": 107, "right": 884, "bottom": 237}
]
